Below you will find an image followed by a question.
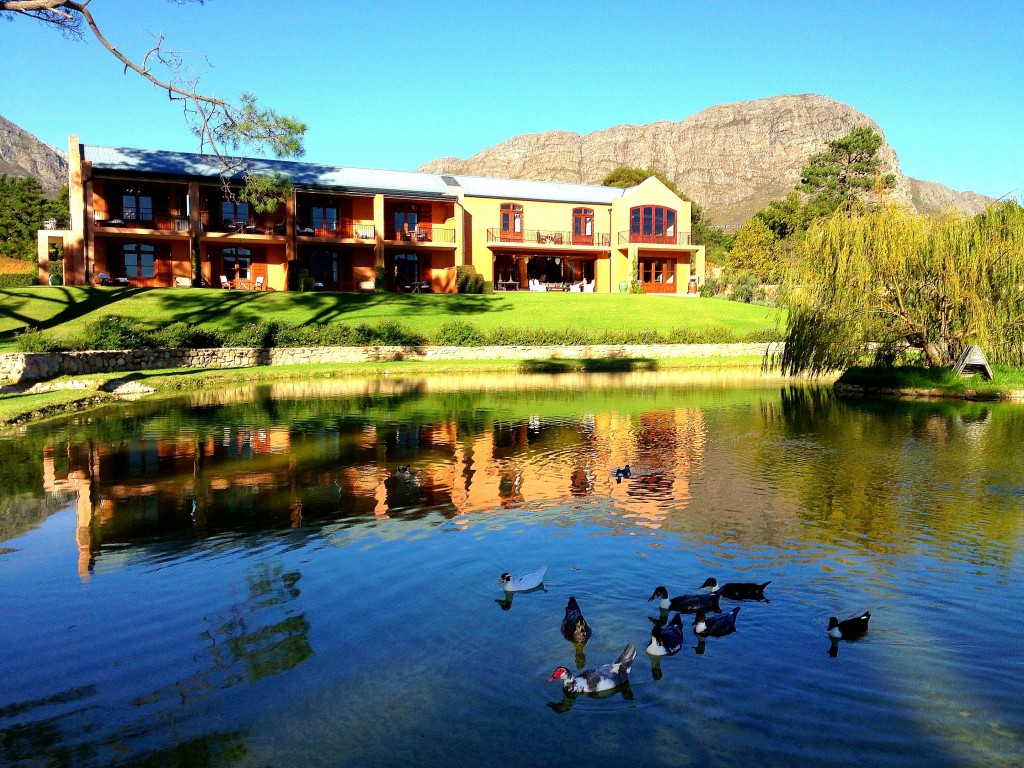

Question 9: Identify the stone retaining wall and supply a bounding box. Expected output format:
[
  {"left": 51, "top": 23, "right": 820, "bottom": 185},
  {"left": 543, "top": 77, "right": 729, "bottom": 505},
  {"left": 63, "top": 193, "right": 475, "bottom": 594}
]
[{"left": 0, "top": 343, "right": 776, "bottom": 385}]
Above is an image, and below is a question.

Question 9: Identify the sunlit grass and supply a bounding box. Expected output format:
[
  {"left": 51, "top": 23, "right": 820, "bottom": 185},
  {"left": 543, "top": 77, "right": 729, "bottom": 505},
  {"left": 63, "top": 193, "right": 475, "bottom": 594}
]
[{"left": 0, "top": 286, "right": 784, "bottom": 350}]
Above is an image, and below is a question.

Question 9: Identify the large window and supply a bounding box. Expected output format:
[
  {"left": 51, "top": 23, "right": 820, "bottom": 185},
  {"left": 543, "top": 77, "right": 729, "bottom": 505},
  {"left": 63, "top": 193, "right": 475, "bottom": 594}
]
[
  {"left": 500, "top": 203, "right": 523, "bottom": 242},
  {"left": 122, "top": 190, "right": 153, "bottom": 223},
  {"left": 122, "top": 243, "right": 155, "bottom": 278},
  {"left": 223, "top": 247, "right": 251, "bottom": 281},
  {"left": 629, "top": 205, "right": 676, "bottom": 243}
]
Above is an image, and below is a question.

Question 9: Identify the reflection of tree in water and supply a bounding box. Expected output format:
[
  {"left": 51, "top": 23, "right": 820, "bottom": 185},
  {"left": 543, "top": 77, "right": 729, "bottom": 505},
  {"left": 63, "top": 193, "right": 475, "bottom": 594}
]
[
  {"left": 137, "top": 564, "right": 312, "bottom": 709},
  {"left": 0, "top": 562, "right": 312, "bottom": 767},
  {"left": 757, "top": 389, "right": 1024, "bottom": 564}
]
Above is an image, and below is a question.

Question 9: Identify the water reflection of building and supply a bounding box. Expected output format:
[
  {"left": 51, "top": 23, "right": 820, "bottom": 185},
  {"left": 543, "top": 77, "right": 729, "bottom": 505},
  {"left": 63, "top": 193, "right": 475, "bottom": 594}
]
[{"left": 38, "top": 407, "right": 706, "bottom": 579}]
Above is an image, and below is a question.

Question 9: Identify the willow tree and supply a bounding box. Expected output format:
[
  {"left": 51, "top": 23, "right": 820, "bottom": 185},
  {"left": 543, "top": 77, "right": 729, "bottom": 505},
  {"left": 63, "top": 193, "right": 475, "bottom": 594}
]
[
  {"left": 1, "top": 0, "right": 306, "bottom": 211},
  {"left": 777, "top": 202, "right": 1024, "bottom": 375}
]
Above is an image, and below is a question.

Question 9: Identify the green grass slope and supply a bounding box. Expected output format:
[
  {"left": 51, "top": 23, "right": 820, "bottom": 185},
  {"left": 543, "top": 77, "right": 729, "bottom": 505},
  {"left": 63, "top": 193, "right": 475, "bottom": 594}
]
[{"left": 0, "top": 287, "right": 783, "bottom": 349}]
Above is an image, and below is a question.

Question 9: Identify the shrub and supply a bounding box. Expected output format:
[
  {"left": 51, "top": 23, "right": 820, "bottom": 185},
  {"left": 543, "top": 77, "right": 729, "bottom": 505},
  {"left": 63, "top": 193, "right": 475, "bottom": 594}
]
[
  {"left": 700, "top": 274, "right": 727, "bottom": 297},
  {"left": 730, "top": 270, "right": 760, "bottom": 304},
  {"left": 373, "top": 320, "right": 424, "bottom": 346},
  {"left": 456, "top": 266, "right": 484, "bottom": 294},
  {"left": 434, "top": 320, "right": 486, "bottom": 346},
  {"left": 152, "top": 322, "right": 224, "bottom": 349},
  {"left": 666, "top": 325, "right": 737, "bottom": 344},
  {"left": 81, "top": 316, "right": 155, "bottom": 350},
  {"left": 15, "top": 330, "right": 65, "bottom": 353},
  {"left": 0, "top": 273, "right": 35, "bottom": 288},
  {"left": 225, "top": 321, "right": 280, "bottom": 348},
  {"left": 375, "top": 265, "right": 387, "bottom": 292}
]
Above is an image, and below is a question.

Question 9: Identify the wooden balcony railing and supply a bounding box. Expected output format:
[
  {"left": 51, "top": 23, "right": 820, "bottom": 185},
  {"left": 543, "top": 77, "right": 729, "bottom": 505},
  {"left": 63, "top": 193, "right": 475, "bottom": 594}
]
[
  {"left": 295, "top": 221, "right": 376, "bottom": 239},
  {"left": 384, "top": 226, "right": 455, "bottom": 244},
  {"left": 201, "top": 212, "right": 286, "bottom": 235},
  {"left": 93, "top": 209, "right": 189, "bottom": 232},
  {"left": 486, "top": 228, "right": 610, "bottom": 246},
  {"left": 618, "top": 230, "right": 691, "bottom": 245}
]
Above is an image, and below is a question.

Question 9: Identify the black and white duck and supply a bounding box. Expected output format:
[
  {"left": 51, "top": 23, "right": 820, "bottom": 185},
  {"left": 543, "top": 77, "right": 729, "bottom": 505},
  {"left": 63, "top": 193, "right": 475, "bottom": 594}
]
[
  {"left": 547, "top": 643, "right": 636, "bottom": 695},
  {"left": 497, "top": 565, "right": 547, "bottom": 593},
  {"left": 827, "top": 611, "right": 871, "bottom": 639},
  {"left": 692, "top": 607, "right": 741, "bottom": 637},
  {"left": 646, "top": 612, "right": 685, "bottom": 656},
  {"left": 648, "top": 585, "right": 720, "bottom": 614},
  {"left": 560, "top": 596, "right": 593, "bottom": 645},
  {"left": 700, "top": 577, "right": 771, "bottom": 600}
]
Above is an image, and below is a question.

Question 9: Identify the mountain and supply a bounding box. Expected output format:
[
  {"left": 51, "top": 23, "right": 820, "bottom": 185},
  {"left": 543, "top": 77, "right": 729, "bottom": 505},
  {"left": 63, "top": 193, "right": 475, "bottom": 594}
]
[
  {"left": 0, "top": 115, "right": 68, "bottom": 195},
  {"left": 418, "top": 94, "right": 994, "bottom": 228}
]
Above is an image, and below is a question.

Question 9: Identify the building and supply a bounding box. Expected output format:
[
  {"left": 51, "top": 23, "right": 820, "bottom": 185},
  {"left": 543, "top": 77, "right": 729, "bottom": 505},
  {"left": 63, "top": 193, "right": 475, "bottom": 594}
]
[{"left": 40, "top": 135, "right": 705, "bottom": 294}]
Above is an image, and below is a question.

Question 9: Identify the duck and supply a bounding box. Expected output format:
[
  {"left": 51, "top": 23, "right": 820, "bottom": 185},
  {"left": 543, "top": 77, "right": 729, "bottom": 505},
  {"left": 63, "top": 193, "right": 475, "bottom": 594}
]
[
  {"left": 700, "top": 577, "right": 771, "bottom": 600},
  {"left": 827, "top": 610, "right": 871, "bottom": 639},
  {"left": 646, "top": 612, "right": 685, "bottom": 656},
  {"left": 692, "top": 607, "right": 741, "bottom": 637},
  {"left": 613, "top": 464, "right": 631, "bottom": 479},
  {"left": 497, "top": 565, "right": 547, "bottom": 593},
  {"left": 547, "top": 643, "right": 636, "bottom": 695},
  {"left": 648, "top": 585, "right": 720, "bottom": 614},
  {"left": 560, "top": 596, "right": 593, "bottom": 645}
]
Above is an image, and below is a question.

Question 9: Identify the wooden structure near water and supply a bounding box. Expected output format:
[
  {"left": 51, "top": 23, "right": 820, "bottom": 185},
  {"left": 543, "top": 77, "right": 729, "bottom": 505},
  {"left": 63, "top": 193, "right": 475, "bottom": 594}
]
[{"left": 952, "top": 345, "right": 994, "bottom": 380}]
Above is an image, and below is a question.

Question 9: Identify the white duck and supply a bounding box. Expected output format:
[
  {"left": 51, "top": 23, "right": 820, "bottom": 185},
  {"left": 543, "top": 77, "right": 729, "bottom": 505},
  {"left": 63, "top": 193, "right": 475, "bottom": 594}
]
[
  {"left": 547, "top": 643, "right": 636, "bottom": 694},
  {"left": 496, "top": 565, "right": 547, "bottom": 593}
]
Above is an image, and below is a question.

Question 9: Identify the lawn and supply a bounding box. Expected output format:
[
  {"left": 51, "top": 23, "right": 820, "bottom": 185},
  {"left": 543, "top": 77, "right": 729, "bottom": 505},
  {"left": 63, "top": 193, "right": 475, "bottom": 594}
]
[
  {"left": 836, "top": 365, "right": 1024, "bottom": 396},
  {"left": 0, "top": 286, "right": 784, "bottom": 349}
]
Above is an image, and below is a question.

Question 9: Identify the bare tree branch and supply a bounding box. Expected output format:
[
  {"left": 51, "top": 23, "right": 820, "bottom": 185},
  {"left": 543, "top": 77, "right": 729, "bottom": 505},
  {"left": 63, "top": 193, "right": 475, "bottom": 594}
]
[{"left": 2, "top": 0, "right": 306, "bottom": 209}]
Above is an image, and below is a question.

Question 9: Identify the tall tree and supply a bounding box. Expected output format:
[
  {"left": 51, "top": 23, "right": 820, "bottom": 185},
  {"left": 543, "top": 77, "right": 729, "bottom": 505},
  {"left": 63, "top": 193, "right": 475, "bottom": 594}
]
[
  {"left": 776, "top": 202, "right": 1024, "bottom": 374},
  {"left": 799, "top": 126, "right": 896, "bottom": 212},
  {"left": 1, "top": 0, "right": 306, "bottom": 210},
  {"left": 0, "top": 175, "right": 69, "bottom": 261},
  {"left": 727, "top": 217, "right": 780, "bottom": 282}
]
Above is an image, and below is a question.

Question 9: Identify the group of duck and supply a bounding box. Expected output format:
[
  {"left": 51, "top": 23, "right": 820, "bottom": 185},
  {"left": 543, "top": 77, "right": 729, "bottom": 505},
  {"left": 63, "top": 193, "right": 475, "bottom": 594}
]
[{"left": 497, "top": 565, "right": 872, "bottom": 697}]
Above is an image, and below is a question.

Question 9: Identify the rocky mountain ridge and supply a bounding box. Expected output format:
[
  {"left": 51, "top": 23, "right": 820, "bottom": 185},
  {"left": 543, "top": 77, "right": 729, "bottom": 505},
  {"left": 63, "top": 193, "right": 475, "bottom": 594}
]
[
  {"left": 0, "top": 116, "right": 67, "bottom": 195},
  {"left": 419, "top": 94, "right": 993, "bottom": 227}
]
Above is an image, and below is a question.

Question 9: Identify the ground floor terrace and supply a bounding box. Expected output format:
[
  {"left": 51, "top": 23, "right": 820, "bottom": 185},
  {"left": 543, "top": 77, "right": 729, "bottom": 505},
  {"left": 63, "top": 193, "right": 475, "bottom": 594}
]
[{"left": 40, "top": 233, "right": 702, "bottom": 295}]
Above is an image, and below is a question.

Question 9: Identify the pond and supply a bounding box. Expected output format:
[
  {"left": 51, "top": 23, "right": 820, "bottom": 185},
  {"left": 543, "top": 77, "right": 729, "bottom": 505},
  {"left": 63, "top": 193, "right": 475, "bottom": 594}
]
[{"left": 1, "top": 372, "right": 1022, "bottom": 767}]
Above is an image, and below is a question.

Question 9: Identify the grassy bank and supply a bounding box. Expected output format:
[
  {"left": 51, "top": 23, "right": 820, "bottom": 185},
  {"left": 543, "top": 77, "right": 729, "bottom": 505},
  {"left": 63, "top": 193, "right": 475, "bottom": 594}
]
[
  {"left": 0, "top": 354, "right": 775, "bottom": 428},
  {"left": 836, "top": 365, "right": 1024, "bottom": 398},
  {"left": 0, "top": 286, "right": 783, "bottom": 350}
]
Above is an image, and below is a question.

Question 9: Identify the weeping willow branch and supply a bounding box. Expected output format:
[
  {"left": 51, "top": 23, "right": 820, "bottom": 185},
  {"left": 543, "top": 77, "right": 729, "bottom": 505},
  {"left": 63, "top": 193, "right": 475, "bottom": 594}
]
[{"left": 775, "top": 202, "right": 1024, "bottom": 375}]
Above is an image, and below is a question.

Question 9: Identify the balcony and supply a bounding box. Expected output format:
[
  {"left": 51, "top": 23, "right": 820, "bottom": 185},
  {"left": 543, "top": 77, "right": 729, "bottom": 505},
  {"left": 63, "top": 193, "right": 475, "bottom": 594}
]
[
  {"left": 617, "top": 230, "right": 692, "bottom": 246},
  {"left": 201, "top": 212, "right": 286, "bottom": 236},
  {"left": 384, "top": 226, "right": 456, "bottom": 244},
  {"left": 295, "top": 221, "right": 376, "bottom": 240},
  {"left": 93, "top": 209, "right": 189, "bottom": 232},
  {"left": 486, "top": 229, "right": 610, "bottom": 247}
]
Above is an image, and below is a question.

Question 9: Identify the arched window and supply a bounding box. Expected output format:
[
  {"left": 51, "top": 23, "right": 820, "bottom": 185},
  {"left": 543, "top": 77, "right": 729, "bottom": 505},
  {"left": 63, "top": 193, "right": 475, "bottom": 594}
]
[
  {"left": 629, "top": 205, "right": 677, "bottom": 243},
  {"left": 572, "top": 207, "right": 594, "bottom": 245},
  {"left": 500, "top": 203, "right": 523, "bottom": 242}
]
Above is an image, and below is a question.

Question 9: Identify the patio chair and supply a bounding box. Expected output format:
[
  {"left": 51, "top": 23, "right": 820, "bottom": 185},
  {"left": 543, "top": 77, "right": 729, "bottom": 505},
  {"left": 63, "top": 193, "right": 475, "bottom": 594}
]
[
  {"left": 174, "top": 276, "right": 191, "bottom": 288},
  {"left": 220, "top": 275, "right": 232, "bottom": 289},
  {"left": 97, "top": 272, "right": 113, "bottom": 286},
  {"left": 254, "top": 275, "right": 265, "bottom": 290},
  {"left": 529, "top": 278, "right": 545, "bottom": 292},
  {"left": 583, "top": 279, "right": 595, "bottom": 293}
]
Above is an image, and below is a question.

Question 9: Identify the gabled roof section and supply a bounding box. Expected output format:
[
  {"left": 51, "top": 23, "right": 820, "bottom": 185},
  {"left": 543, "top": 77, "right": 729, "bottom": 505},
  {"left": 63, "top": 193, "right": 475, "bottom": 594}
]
[
  {"left": 81, "top": 144, "right": 631, "bottom": 204},
  {"left": 451, "top": 174, "right": 625, "bottom": 204}
]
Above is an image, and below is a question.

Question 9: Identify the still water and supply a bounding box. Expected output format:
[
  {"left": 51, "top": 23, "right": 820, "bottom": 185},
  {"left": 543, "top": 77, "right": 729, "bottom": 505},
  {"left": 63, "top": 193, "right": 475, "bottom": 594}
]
[{"left": 1, "top": 372, "right": 1022, "bottom": 767}]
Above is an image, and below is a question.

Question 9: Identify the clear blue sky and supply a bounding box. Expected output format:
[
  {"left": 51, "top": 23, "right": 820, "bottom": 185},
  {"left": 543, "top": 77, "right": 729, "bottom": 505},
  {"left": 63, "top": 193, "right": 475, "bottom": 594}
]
[{"left": 3, "top": 0, "right": 1022, "bottom": 200}]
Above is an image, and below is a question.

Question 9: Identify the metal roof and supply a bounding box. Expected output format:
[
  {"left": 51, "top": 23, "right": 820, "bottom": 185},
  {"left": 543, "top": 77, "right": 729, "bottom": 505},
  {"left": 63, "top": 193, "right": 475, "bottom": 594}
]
[{"left": 82, "top": 144, "right": 633, "bottom": 204}]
